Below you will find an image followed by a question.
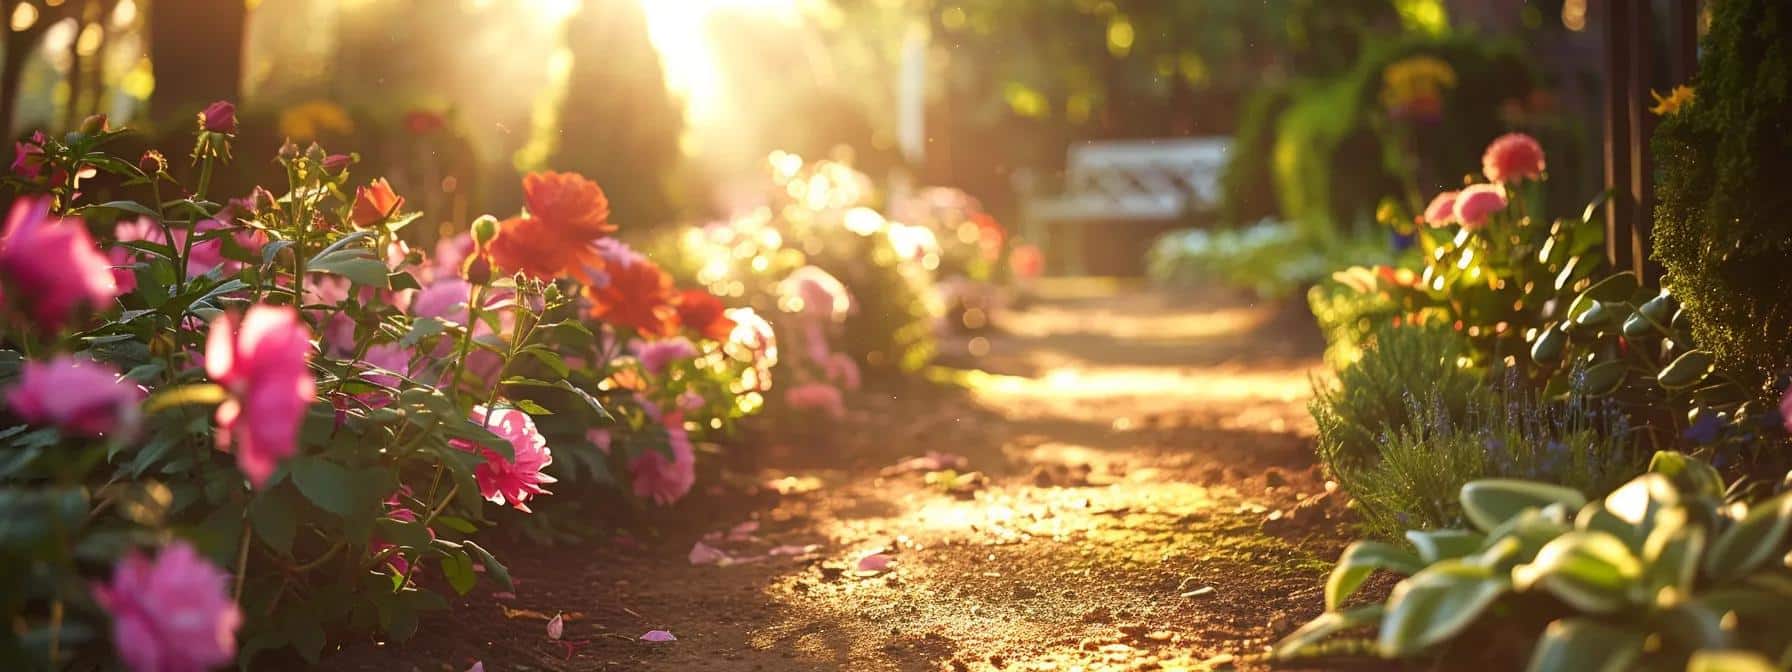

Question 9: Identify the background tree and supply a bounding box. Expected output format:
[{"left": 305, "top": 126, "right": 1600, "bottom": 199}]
[{"left": 147, "top": 0, "right": 246, "bottom": 123}]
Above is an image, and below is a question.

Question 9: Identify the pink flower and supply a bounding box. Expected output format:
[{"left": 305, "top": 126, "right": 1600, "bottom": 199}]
[
  {"left": 587, "top": 428, "right": 613, "bottom": 455},
  {"left": 630, "top": 419, "right": 695, "bottom": 506},
  {"left": 185, "top": 215, "right": 267, "bottom": 278},
  {"left": 11, "top": 131, "right": 45, "bottom": 179},
  {"left": 91, "top": 541, "right": 242, "bottom": 672},
  {"left": 1451, "top": 184, "right": 1508, "bottom": 231},
  {"left": 8, "top": 356, "right": 144, "bottom": 437},
  {"left": 200, "top": 100, "right": 237, "bottom": 134},
  {"left": 825, "top": 353, "right": 861, "bottom": 391},
  {"left": 0, "top": 196, "right": 120, "bottom": 332},
  {"left": 635, "top": 337, "right": 697, "bottom": 375},
  {"left": 453, "top": 406, "right": 556, "bottom": 512},
  {"left": 1422, "top": 191, "right": 1459, "bottom": 227},
  {"left": 207, "top": 306, "right": 316, "bottom": 488},
  {"left": 784, "top": 382, "right": 846, "bottom": 419},
  {"left": 640, "top": 630, "right": 677, "bottom": 642},
  {"left": 1780, "top": 385, "right": 1792, "bottom": 438},
  {"left": 780, "top": 266, "right": 853, "bottom": 322},
  {"left": 1482, "top": 132, "right": 1546, "bottom": 183}
]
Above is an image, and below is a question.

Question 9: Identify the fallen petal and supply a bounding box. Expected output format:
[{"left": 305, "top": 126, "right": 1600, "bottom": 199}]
[
  {"left": 689, "top": 541, "right": 730, "bottom": 566},
  {"left": 856, "top": 553, "right": 892, "bottom": 572},
  {"left": 467, "top": 663, "right": 484, "bottom": 672},
  {"left": 727, "top": 520, "right": 760, "bottom": 541},
  {"left": 769, "top": 544, "right": 822, "bottom": 556},
  {"left": 547, "top": 613, "right": 564, "bottom": 640},
  {"left": 641, "top": 630, "right": 677, "bottom": 642}
]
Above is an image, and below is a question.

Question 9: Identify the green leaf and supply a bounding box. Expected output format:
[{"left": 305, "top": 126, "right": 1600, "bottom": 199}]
[
  {"left": 1577, "top": 361, "right": 1627, "bottom": 397},
  {"left": 288, "top": 457, "right": 356, "bottom": 517},
  {"left": 143, "top": 383, "right": 227, "bottom": 414},
  {"left": 1461, "top": 480, "right": 1587, "bottom": 532},
  {"left": 1686, "top": 651, "right": 1782, "bottom": 672},
  {"left": 78, "top": 200, "right": 161, "bottom": 219},
  {"left": 249, "top": 489, "right": 298, "bottom": 555},
  {"left": 1377, "top": 560, "right": 1509, "bottom": 657},
  {"left": 1272, "top": 604, "right": 1385, "bottom": 660},
  {"left": 1531, "top": 324, "right": 1568, "bottom": 364},
  {"left": 400, "top": 317, "right": 446, "bottom": 348},
  {"left": 373, "top": 517, "right": 433, "bottom": 549},
  {"left": 1523, "top": 618, "right": 1644, "bottom": 672},
  {"left": 462, "top": 540, "right": 512, "bottom": 591},
  {"left": 1659, "top": 350, "right": 1716, "bottom": 390},
  {"left": 1704, "top": 491, "right": 1792, "bottom": 581},
  {"left": 514, "top": 399, "right": 554, "bottom": 416},
  {"left": 1406, "top": 530, "right": 1486, "bottom": 564},
  {"left": 441, "top": 550, "right": 477, "bottom": 596},
  {"left": 434, "top": 515, "right": 479, "bottom": 534},
  {"left": 1326, "top": 541, "right": 1423, "bottom": 611},
  {"left": 1511, "top": 531, "right": 1643, "bottom": 613},
  {"left": 1568, "top": 271, "right": 1640, "bottom": 319},
  {"left": 308, "top": 247, "right": 389, "bottom": 288},
  {"left": 1647, "top": 451, "right": 1725, "bottom": 500}
]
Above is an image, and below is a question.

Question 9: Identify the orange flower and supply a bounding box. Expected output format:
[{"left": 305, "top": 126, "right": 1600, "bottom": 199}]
[
  {"left": 524, "top": 172, "right": 614, "bottom": 241},
  {"left": 584, "top": 256, "right": 679, "bottom": 338},
  {"left": 351, "top": 178, "right": 404, "bottom": 228},
  {"left": 675, "top": 289, "right": 735, "bottom": 341},
  {"left": 486, "top": 216, "right": 599, "bottom": 282}
]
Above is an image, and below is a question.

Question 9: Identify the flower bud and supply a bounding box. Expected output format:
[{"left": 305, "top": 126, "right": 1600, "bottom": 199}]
[
  {"left": 79, "top": 114, "right": 109, "bottom": 135},
  {"left": 200, "top": 100, "right": 237, "bottom": 134},
  {"left": 470, "top": 215, "right": 500, "bottom": 248},
  {"left": 137, "top": 150, "right": 167, "bottom": 176},
  {"left": 277, "top": 140, "right": 299, "bottom": 161},
  {"left": 462, "top": 253, "right": 494, "bottom": 286},
  {"left": 322, "top": 154, "right": 352, "bottom": 174}
]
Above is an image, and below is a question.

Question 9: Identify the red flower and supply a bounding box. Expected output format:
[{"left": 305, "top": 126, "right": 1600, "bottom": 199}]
[
  {"left": 584, "top": 255, "right": 679, "bottom": 338},
  {"left": 200, "top": 101, "right": 237, "bottom": 134},
  {"left": 403, "top": 110, "right": 446, "bottom": 135},
  {"left": 487, "top": 216, "right": 599, "bottom": 282},
  {"left": 675, "top": 289, "right": 735, "bottom": 341},
  {"left": 523, "top": 171, "right": 614, "bottom": 241},
  {"left": 350, "top": 178, "right": 404, "bottom": 228}
]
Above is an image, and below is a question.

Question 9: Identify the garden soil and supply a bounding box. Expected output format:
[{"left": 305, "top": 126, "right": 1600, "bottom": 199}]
[{"left": 323, "top": 281, "right": 1391, "bottom": 672}]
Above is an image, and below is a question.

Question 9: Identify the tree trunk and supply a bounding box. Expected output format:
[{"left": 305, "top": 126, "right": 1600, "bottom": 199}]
[{"left": 147, "top": 0, "right": 247, "bottom": 123}]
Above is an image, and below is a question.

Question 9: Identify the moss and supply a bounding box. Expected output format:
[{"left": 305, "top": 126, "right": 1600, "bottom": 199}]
[{"left": 1652, "top": 0, "right": 1792, "bottom": 391}]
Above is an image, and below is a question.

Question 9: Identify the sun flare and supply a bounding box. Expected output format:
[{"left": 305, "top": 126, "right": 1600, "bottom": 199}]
[{"left": 637, "top": 0, "right": 803, "bottom": 126}]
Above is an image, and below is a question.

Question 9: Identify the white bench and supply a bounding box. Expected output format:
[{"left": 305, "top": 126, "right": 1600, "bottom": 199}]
[{"left": 1018, "top": 138, "right": 1230, "bottom": 274}]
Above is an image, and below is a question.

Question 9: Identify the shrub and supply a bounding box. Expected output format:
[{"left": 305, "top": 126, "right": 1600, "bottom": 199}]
[
  {"left": 1218, "top": 87, "right": 1294, "bottom": 226},
  {"left": 1652, "top": 0, "right": 1792, "bottom": 391},
  {"left": 1278, "top": 452, "right": 1792, "bottom": 671},
  {"left": 1312, "top": 323, "right": 1482, "bottom": 477},
  {"left": 1150, "top": 219, "right": 1396, "bottom": 299}
]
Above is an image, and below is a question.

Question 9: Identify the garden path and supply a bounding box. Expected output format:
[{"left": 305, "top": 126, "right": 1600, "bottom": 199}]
[{"left": 331, "top": 281, "right": 1366, "bottom": 672}]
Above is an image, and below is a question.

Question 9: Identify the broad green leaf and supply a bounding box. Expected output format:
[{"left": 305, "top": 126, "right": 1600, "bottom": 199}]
[
  {"left": 308, "top": 247, "right": 389, "bottom": 288},
  {"left": 1511, "top": 531, "right": 1643, "bottom": 613},
  {"left": 1377, "top": 560, "right": 1509, "bottom": 657},
  {"left": 462, "top": 540, "right": 512, "bottom": 591},
  {"left": 1461, "top": 480, "right": 1587, "bottom": 532},
  {"left": 1566, "top": 271, "right": 1639, "bottom": 320},
  {"left": 78, "top": 200, "right": 161, "bottom": 219},
  {"left": 249, "top": 489, "right": 298, "bottom": 555},
  {"left": 1686, "top": 650, "right": 1781, "bottom": 672},
  {"left": 1271, "top": 604, "right": 1385, "bottom": 660},
  {"left": 1524, "top": 618, "right": 1643, "bottom": 672},
  {"left": 373, "top": 517, "right": 433, "bottom": 549},
  {"left": 288, "top": 457, "right": 356, "bottom": 517},
  {"left": 1577, "top": 361, "right": 1627, "bottom": 397},
  {"left": 1406, "top": 530, "right": 1485, "bottom": 564},
  {"left": 441, "top": 550, "right": 477, "bottom": 596},
  {"left": 1659, "top": 350, "right": 1716, "bottom": 390},
  {"left": 1705, "top": 491, "right": 1792, "bottom": 581},
  {"left": 1326, "top": 541, "right": 1423, "bottom": 611},
  {"left": 1648, "top": 451, "right": 1725, "bottom": 499}
]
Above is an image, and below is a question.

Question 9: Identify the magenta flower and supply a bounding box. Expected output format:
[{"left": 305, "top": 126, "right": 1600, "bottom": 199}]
[
  {"left": 1422, "top": 190, "right": 1459, "bottom": 227},
  {"left": 91, "top": 541, "right": 242, "bottom": 672},
  {"left": 629, "top": 419, "right": 695, "bottom": 506},
  {"left": 0, "top": 196, "right": 120, "bottom": 332},
  {"left": 785, "top": 382, "right": 846, "bottom": 419},
  {"left": 200, "top": 100, "right": 238, "bottom": 134},
  {"left": 8, "top": 356, "right": 144, "bottom": 437},
  {"left": 1482, "top": 132, "right": 1546, "bottom": 183},
  {"left": 453, "top": 406, "right": 556, "bottom": 512},
  {"left": 206, "top": 306, "right": 316, "bottom": 488},
  {"left": 1451, "top": 184, "right": 1508, "bottom": 231},
  {"left": 1780, "top": 385, "right": 1792, "bottom": 438},
  {"left": 635, "top": 337, "right": 698, "bottom": 375},
  {"left": 11, "top": 131, "right": 45, "bottom": 179}
]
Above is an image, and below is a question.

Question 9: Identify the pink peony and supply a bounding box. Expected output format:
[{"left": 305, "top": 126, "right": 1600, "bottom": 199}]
[
  {"left": 206, "top": 306, "right": 316, "bottom": 488},
  {"left": 635, "top": 337, "right": 698, "bottom": 375},
  {"left": 200, "top": 100, "right": 237, "bottom": 134},
  {"left": 1451, "top": 184, "right": 1508, "bottom": 231},
  {"left": 1481, "top": 132, "right": 1546, "bottom": 183},
  {"left": 91, "top": 541, "right": 242, "bottom": 672},
  {"left": 629, "top": 419, "right": 695, "bottom": 506},
  {"left": 453, "top": 406, "right": 556, "bottom": 512},
  {"left": 0, "top": 196, "right": 120, "bottom": 332},
  {"left": 8, "top": 356, "right": 144, "bottom": 437},
  {"left": 784, "top": 382, "right": 846, "bottom": 419},
  {"left": 1422, "top": 191, "right": 1459, "bottom": 227}
]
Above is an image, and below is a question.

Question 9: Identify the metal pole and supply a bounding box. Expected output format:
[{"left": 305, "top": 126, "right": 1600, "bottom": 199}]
[{"left": 1602, "top": 0, "right": 1637, "bottom": 275}]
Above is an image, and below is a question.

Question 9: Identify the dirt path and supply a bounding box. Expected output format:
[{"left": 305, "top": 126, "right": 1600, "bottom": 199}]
[{"left": 329, "top": 282, "right": 1361, "bottom": 672}]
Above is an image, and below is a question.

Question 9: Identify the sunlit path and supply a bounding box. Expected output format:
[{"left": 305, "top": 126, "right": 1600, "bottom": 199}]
[{"left": 329, "top": 281, "right": 1363, "bottom": 671}]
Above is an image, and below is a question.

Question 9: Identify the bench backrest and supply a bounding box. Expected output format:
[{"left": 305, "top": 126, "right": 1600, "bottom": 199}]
[{"left": 1064, "top": 137, "right": 1230, "bottom": 210}]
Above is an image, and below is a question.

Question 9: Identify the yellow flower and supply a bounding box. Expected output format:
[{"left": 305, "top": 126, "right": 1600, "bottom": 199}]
[
  {"left": 1650, "top": 85, "right": 1694, "bottom": 116},
  {"left": 1380, "top": 56, "right": 1458, "bottom": 117},
  {"left": 277, "top": 100, "right": 355, "bottom": 142}
]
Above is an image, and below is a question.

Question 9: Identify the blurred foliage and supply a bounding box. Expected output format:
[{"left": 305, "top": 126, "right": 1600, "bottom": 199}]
[
  {"left": 1653, "top": 0, "right": 1792, "bottom": 396},
  {"left": 1147, "top": 219, "right": 1396, "bottom": 300}
]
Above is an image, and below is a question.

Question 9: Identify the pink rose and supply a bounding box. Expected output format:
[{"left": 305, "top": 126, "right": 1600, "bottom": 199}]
[
  {"left": 200, "top": 100, "right": 238, "bottom": 134},
  {"left": 635, "top": 337, "right": 698, "bottom": 375},
  {"left": 453, "top": 406, "right": 556, "bottom": 512},
  {"left": 784, "top": 382, "right": 846, "bottom": 419},
  {"left": 1422, "top": 191, "right": 1459, "bottom": 227},
  {"left": 629, "top": 419, "right": 696, "bottom": 506},
  {"left": 8, "top": 356, "right": 144, "bottom": 437},
  {"left": 206, "top": 306, "right": 316, "bottom": 487},
  {"left": 1451, "top": 184, "right": 1508, "bottom": 231},
  {"left": 0, "top": 196, "right": 120, "bottom": 332},
  {"left": 1482, "top": 132, "right": 1546, "bottom": 183},
  {"left": 91, "top": 541, "right": 242, "bottom": 672}
]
